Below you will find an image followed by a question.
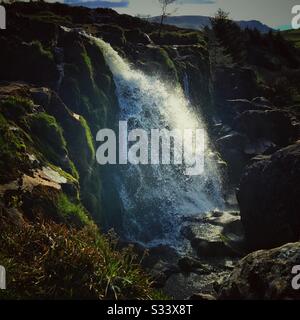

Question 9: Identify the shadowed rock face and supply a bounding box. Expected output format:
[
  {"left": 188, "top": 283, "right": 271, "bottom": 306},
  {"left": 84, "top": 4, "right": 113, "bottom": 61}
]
[
  {"left": 237, "top": 142, "right": 300, "bottom": 250},
  {"left": 219, "top": 242, "right": 300, "bottom": 300}
]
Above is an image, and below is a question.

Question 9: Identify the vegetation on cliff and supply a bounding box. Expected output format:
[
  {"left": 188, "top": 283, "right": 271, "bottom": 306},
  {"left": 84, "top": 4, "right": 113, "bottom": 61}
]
[{"left": 0, "top": 222, "right": 158, "bottom": 300}]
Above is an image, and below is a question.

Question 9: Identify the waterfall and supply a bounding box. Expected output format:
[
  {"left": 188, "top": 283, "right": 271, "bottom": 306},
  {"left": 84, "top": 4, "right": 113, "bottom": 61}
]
[
  {"left": 90, "top": 35, "right": 225, "bottom": 246},
  {"left": 183, "top": 73, "right": 191, "bottom": 102}
]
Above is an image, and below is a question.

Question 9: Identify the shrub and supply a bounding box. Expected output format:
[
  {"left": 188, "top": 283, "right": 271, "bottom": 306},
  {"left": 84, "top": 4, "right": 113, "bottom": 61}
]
[
  {"left": 0, "top": 222, "right": 157, "bottom": 300},
  {"left": 150, "top": 30, "right": 204, "bottom": 45}
]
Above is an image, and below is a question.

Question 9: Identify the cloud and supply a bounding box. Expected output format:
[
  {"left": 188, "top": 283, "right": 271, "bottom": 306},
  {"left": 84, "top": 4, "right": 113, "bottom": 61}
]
[
  {"left": 177, "top": 0, "right": 216, "bottom": 4},
  {"left": 64, "top": 0, "right": 129, "bottom": 8}
]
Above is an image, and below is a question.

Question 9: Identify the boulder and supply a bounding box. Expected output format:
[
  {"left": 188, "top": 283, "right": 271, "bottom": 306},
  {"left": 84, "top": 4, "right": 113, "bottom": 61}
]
[
  {"left": 237, "top": 142, "right": 300, "bottom": 249},
  {"left": 219, "top": 242, "right": 300, "bottom": 300},
  {"left": 178, "top": 257, "right": 209, "bottom": 273},
  {"left": 191, "top": 238, "right": 238, "bottom": 258},
  {"left": 181, "top": 211, "right": 244, "bottom": 258},
  {"left": 234, "top": 109, "right": 296, "bottom": 146}
]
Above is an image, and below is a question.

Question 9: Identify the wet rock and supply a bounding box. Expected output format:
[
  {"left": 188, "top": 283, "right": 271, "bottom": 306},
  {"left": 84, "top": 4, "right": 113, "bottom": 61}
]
[
  {"left": 163, "top": 270, "right": 229, "bottom": 300},
  {"left": 189, "top": 293, "right": 217, "bottom": 300},
  {"left": 219, "top": 242, "right": 300, "bottom": 300},
  {"left": 191, "top": 238, "right": 239, "bottom": 258},
  {"left": 142, "top": 245, "right": 179, "bottom": 268},
  {"left": 150, "top": 260, "right": 180, "bottom": 288},
  {"left": 178, "top": 257, "right": 210, "bottom": 273},
  {"left": 181, "top": 211, "right": 245, "bottom": 258},
  {"left": 237, "top": 142, "right": 300, "bottom": 249}
]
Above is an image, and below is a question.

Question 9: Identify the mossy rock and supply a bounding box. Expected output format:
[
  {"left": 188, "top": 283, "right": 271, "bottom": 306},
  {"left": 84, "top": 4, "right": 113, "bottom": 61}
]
[{"left": 0, "top": 113, "right": 31, "bottom": 183}]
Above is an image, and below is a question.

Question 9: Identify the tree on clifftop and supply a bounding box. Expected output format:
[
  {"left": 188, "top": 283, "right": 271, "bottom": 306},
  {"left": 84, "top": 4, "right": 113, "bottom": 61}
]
[
  {"left": 210, "top": 8, "right": 246, "bottom": 63},
  {"left": 158, "top": 0, "right": 176, "bottom": 37}
]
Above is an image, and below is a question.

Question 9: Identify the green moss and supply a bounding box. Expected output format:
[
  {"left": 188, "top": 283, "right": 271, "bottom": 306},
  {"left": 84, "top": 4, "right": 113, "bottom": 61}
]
[
  {"left": 81, "top": 50, "right": 94, "bottom": 84},
  {"left": 282, "top": 29, "right": 300, "bottom": 48},
  {"left": 28, "top": 112, "right": 67, "bottom": 159},
  {"left": 0, "top": 96, "right": 35, "bottom": 120},
  {"left": 0, "top": 114, "right": 29, "bottom": 182},
  {"left": 68, "top": 161, "right": 80, "bottom": 181},
  {"left": 151, "top": 47, "right": 178, "bottom": 82},
  {"left": 79, "top": 116, "right": 95, "bottom": 159},
  {"left": 30, "top": 40, "right": 54, "bottom": 61},
  {"left": 159, "top": 48, "right": 177, "bottom": 73},
  {"left": 48, "top": 163, "right": 78, "bottom": 183},
  {"left": 57, "top": 193, "right": 91, "bottom": 226},
  {"left": 26, "top": 11, "right": 72, "bottom": 26}
]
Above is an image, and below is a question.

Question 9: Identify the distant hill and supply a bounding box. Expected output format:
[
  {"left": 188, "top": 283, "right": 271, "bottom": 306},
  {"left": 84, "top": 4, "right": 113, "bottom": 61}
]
[
  {"left": 282, "top": 29, "right": 300, "bottom": 48},
  {"left": 149, "top": 16, "right": 273, "bottom": 33}
]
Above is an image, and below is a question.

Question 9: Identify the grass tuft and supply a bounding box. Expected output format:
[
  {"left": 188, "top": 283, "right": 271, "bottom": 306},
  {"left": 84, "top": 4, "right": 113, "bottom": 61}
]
[{"left": 0, "top": 222, "right": 158, "bottom": 300}]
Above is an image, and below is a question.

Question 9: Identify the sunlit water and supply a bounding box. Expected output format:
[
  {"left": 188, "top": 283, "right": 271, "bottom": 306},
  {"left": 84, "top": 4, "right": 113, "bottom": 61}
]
[{"left": 89, "top": 34, "right": 225, "bottom": 246}]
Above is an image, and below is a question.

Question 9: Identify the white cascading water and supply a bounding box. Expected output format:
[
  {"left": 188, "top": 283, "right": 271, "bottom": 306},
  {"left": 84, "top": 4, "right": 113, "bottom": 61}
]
[{"left": 90, "top": 35, "right": 225, "bottom": 246}]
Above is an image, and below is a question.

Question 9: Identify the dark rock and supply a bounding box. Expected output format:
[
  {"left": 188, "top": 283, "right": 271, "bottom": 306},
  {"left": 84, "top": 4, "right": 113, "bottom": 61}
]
[
  {"left": 150, "top": 260, "right": 180, "bottom": 288},
  {"left": 226, "top": 99, "right": 271, "bottom": 117},
  {"left": 178, "top": 257, "right": 209, "bottom": 273},
  {"left": 95, "top": 24, "right": 126, "bottom": 47},
  {"left": 252, "top": 96, "right": 273, "bottom": 107},
  {"left": 191, "top": 238, "right": 239, "bottom": 258},
  {"left": 214, "top": 67, "right": 259, "bottom": 103},
  {"left": 189, "top": 293, "right": 216, "bottom": 300},
  {"left": 237, "top": 142, "right": 300, "bottom": 249},
  {"left": 219, "top": 242, "right": 300, "bottom": 300},
  {"left": 124, "top": 29, "right": 151, "bottom": 45},
  {"left": 234, "top": 109, "right": 296, "bottom": 146},
  {"left": 142, "top": 245, "right": 179, "bottom": 269},
  {"left": 217, "top": 132, "right": 248, "bottom": 151}
]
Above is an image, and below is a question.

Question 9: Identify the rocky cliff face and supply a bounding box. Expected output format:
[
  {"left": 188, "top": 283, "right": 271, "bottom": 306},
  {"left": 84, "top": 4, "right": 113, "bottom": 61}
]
[{"left": 0, "top": 2, "right": 214, "bottom": 234}]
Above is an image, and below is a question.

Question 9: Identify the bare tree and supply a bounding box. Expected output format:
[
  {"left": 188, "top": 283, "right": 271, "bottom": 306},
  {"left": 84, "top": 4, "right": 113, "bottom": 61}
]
[{"left": 158, "top": 0, "right": 176, "bottom": 37}]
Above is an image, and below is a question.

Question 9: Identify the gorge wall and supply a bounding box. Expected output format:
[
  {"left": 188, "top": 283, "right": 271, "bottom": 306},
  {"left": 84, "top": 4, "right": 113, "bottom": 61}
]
[{"left": 0, "top": 2, "right": 219, "bottom": 243}]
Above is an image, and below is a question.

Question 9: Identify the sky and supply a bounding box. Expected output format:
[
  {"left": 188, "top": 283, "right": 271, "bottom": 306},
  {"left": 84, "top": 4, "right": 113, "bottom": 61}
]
[{"left": 63, "top": 0, "right": 298, "bottom": 28}]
